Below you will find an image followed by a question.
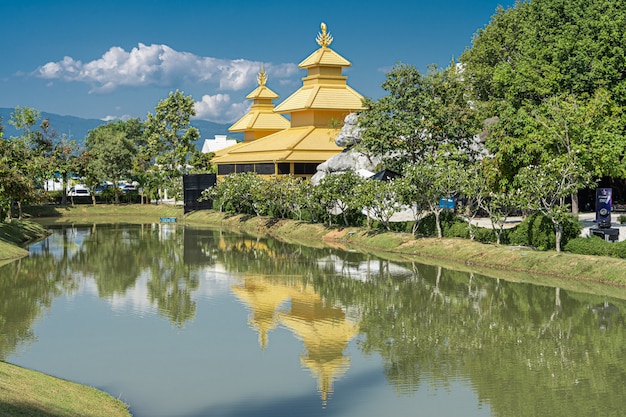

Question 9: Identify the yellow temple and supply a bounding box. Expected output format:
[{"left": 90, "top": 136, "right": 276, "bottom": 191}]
[{"left": 212, "top": 23, "right": 365, "bottom": 178}]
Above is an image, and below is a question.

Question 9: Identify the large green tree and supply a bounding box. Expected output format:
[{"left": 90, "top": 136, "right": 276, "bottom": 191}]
[
  {"left": 3, "top": 107, "right": 64, "bottom": 218},
  {"left": 356, "top": 63, "right": 482, "bottom": 172},
  {"left": 144, "top": 90, "right": 200, "bottom": 201},
  {"left": 460, "top": 0, "right": 626, "bottom": 203},
  {"left": 85, "top": 120, "right": 140, "bottom": 204},
  {"left": 461, "top": 0, "right": 626, "bottom": 106}
]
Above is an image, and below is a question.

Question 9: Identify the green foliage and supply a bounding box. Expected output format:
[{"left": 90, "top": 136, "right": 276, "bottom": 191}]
[
  {"left": 619, "top": 214, "right": 626, "bottom": 224},
  {"left": 415, "top": 211, "right": 463, "bottom": 237},
  {"left": 204, "top": 172, "right": 265, "bottom": 215},
  {"left": 508, "top": 213, "right": 554, "bottom": 250},
  {"left": 356, "top": 62, "right": 481, "bottom": 170},
  {"left": 508, "top": 212, "right": 581, "bottom": 250},
  {"left": 85, "top": 119, "right": 141, "bottom": 204},
  {"left": 445, "top": 221, "right": 502, "bottom": 244},
  {"left": 144, "top": 90, "right": 200, "bottom": 199},
  {"left": 402, "top": 152, "right": 470, "bottom": 238},
  {"left": 461, "top": 0, "right": 626, "bottom": 106},
  {"left": 564, "top": 236, "right": 626, "bottom": 258},
  {"left": 354, "top": 178, "right": 403, "bottom": 230},
  {"left": 316, "top": 171, "right": 364, "bottom": 226},
  {"left": 516, "top": 157, "right": 592, "bottom": 250},
  {"left": 460, "top": 0, "right": 626, "bottom": 186}
]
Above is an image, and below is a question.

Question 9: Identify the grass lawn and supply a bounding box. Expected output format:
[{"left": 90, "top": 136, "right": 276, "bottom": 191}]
[
  {"left": 0, "top": 361, "right": 131, "bottom": 417},
  {"left": 22, "top": 203, "right": 183, "bottom": 224}
]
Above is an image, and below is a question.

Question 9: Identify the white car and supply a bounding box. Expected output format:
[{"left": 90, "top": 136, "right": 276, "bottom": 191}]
[{"left": 68, "top": 187, "right": 90, "bottom": 197}]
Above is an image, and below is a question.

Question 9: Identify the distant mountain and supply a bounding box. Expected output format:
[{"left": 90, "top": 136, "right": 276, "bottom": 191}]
[{"left": 0, "top": 108, "right": 241, "bottom": 150}]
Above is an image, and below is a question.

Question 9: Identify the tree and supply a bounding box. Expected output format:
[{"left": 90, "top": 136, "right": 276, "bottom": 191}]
[
  {"left": 356, "top": 62, "right": 482, "bottom": 171},
  {"left": 532, "top": 91, "right": 626, "bottom": 212},
  {"left": 85, "top": 120, "right": 139, "bottom": 204},
  {"left": 255, "top": 175, "right": 302, "bottom": 219},
  {"left": 52, "top": 137, "right": 80, "bottom": 206},
  {"left": 144, "top": 90, "right": 200, "bottom": 201},
  {"left": 516, "top": 157, "right": 592, "bottom": 252},
  {"left": 461, "top": 0, "right": 626, "bottom": 106},
  {"left": 201, "top": 172, "right": 265, "bottom": 215},
  {"left": 402, "top": 152, "right": 468, "bottom": 238},
  {"left": 354, "top": 178, "right": 402, "bottom": 230},
  {"left": 4, "top": 107, "right": 57, "bottom": 218},
  {"left": 460, "top": 0, "right": 626, "bottom": 195},
  {"left": 315, "top": 171, "right": 363, "bottom": 227}
]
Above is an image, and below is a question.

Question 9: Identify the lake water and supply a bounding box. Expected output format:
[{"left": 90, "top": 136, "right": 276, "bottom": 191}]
[{"left": 1, "top": 223, "right": 626, "bottom": 417}]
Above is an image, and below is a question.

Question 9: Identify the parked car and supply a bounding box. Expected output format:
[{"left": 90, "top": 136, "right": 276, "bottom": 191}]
[
  {"left": 68, "top": 187, "right": 90, "bottom": 197},
  {"left": 121, "top": 184, "right": 137, "bottom": 193},
  {"left": 94, "top": 184, "right": 111, "bottom": 194}
]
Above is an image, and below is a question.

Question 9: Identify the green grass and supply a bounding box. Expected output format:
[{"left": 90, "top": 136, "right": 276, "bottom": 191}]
[
  {"left": 0, "top": 361, "right": 131, "bottom": 417},
  {"left": 23, "top": 203, "right": 183, "bottom": 224},
  {"left": 0, "top": 220, "right": 49, "bottom": 261}
]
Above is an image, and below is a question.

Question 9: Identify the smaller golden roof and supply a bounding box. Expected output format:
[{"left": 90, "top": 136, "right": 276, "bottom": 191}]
[
  {"left": 228, "top": 65, "right": 290, "bottom": 136},
  {"left": 299, "top": 23, "right": 351, "bottom": 68}
]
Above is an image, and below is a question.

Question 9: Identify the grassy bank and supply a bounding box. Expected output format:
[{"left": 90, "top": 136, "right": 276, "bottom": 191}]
[
  {"left": 0, "top": 361, "right": 131, "bottom": 417},
  {"left": 0, "top": 220, "right": 49, "bottom": 264},
  {"left": 22, "top": 203, "right": 183, "bottom": 225}
]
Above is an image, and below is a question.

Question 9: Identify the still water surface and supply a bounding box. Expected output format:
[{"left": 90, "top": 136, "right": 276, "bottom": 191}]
[{"left": 1, "top": 223, "right": 626, "bottom": 417}]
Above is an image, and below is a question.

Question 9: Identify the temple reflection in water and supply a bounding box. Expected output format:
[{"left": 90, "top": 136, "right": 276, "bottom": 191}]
[{"left": 232, "top": 274, "right": 360, "bottom": 404}]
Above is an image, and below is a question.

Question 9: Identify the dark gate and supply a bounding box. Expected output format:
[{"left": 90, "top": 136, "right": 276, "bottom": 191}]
[{"left": 183, "top": 174, "right": 216, "bottom": 213}]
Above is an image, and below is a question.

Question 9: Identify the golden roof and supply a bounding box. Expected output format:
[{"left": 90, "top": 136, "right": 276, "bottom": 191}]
[
  {"left": 274, "top": 85, "right": 364, "bottom": 113},
  {"left": 299, "top": 47, "right": 352, "bottom": 68},
  {"left": 228, "top": 65, "right": 290, "bottom": 136},
  {"left": 274, "top": 23, "right": 363, "bottom": 114},
  {"left": 298, "top": 23, "right": 351, "bottom": 68},
  {"left": 211, "top": 126, "right": 342, "bottom": 164}
]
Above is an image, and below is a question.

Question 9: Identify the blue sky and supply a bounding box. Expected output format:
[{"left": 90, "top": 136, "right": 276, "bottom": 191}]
[{"left": 1, "top": 0, "right": 515, "bottom": 125}]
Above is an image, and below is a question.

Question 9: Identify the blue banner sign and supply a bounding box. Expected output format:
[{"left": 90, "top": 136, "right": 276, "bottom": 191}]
[{"left": 439, "top": 197, "right": 456, "bottom": 210}]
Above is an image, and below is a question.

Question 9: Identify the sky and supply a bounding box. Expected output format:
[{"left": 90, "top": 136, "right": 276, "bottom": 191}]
[{"left": 0, "top": 0, "right": 516, "bottom": 126}]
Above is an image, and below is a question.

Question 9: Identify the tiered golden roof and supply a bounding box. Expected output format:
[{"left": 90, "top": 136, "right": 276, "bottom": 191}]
[
  {"left": 212, "top": 23, "right": 365, "bottom": 177},
  {"left": 228, "top": 65, "right": 290, "bottom": 142}
]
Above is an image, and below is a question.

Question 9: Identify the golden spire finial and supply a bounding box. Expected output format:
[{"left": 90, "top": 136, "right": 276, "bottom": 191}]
[
  {"left": 257, "top": 64, "right": 267, "bottom": 87},
  {"left": 316, "top": 22, "right": 333, "bottom": 48}
]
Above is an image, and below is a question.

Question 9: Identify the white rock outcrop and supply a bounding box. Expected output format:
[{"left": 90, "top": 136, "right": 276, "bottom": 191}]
[{"left": 311, "top": 113, "right": 381, "bottom": 184}]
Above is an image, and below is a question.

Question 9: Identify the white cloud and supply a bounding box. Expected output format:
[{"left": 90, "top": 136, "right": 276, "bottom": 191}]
[
  {"left": 35, "top": 43, "right": 299, "bottom": 95},
  {"left": 193, "top": 94, "right": 250, "bottom": 124},
  {"left": 102, "top": 114, "right": 134, "bottom": 122}
]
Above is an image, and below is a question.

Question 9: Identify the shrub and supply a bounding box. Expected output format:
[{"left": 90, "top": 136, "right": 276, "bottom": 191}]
[
  {"left": 446, "top": 221, "right": 470, "bottom": 239},
  {"left": 563, "top": 236, "right": 613, "bottom": 257},
  {"left": 416, "top": 211, "right": 470, "bottom": 238},
  {"left": 508, "top": 213, "right": 552, "bottom": 249},
  {"left": 508, "top": 212, "right": 580, "bottom": 250},
  {"left": 564, "top": 236, "right": 626, "bottom": 259},
  {"left": 619, "top": 214, "right": 626, "bottom": 224}
]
